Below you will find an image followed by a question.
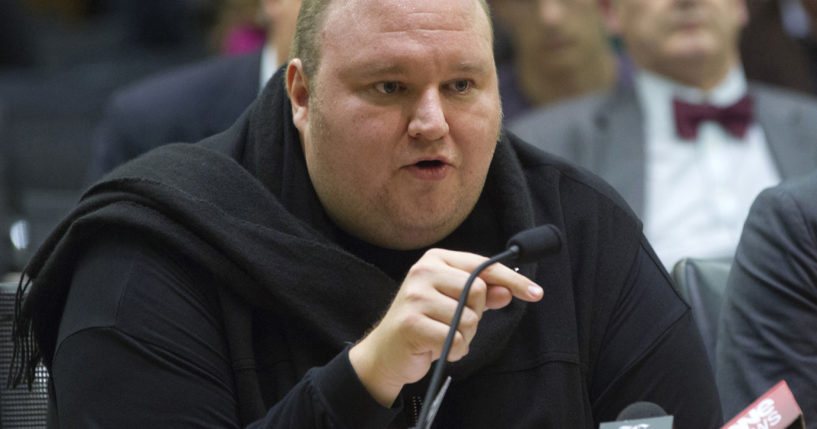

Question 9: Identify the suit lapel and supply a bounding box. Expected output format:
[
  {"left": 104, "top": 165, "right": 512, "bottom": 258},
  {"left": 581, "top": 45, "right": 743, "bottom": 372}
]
[
  {"left": 582, "top": 83, "right": 817, "bottom": 220},
  {"left": 592, "top": 86, "right": 647, "bottom": 216},
  {"left": 752, "top": 85, "right": 817, "bottom": 180}
]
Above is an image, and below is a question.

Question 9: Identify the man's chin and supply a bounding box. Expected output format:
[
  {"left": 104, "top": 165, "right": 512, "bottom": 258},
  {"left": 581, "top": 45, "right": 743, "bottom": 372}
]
[
  {"left": 668, "top": 36, "right": 719, "bottom": 59},
  {"left": 373, "top": 218, "right": 462, "bottom": 250}
]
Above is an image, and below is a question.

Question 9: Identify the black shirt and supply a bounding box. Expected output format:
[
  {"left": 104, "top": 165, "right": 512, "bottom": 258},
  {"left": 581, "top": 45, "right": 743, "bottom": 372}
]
[{"left": 20, "top": 67, "right": 723, "bottom": 427}]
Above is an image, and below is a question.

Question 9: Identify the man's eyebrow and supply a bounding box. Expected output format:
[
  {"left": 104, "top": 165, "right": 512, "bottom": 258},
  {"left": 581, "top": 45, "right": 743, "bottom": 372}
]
[
  {"left": 353, "top": 61, "right": 493, "bottom": 79},
  {"left": 355, "top": 63, "right": 407, "bottom": 79},
  {"left": 452, "top": 61, "right": 492, "bottom": 75}
]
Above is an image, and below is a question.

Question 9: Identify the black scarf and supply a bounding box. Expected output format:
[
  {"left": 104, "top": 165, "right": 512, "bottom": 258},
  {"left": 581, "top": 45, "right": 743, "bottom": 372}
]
[{"left": 12, "top": 68, "right": 538, "bottom": 423}]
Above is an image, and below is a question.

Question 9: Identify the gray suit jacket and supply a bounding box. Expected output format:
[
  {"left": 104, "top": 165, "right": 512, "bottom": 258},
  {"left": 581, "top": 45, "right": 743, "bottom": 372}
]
[
  {"left": 509, "top": 82, "right": 817, "bottom": 217},
  {"left": 716, "top": 171, "right": 817, "bottom": 425}
]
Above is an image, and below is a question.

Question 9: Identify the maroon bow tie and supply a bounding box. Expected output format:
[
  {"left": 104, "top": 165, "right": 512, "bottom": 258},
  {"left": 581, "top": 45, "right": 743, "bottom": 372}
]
[{"left": 673, "top": 95, "right": 754, "bottom": 140}]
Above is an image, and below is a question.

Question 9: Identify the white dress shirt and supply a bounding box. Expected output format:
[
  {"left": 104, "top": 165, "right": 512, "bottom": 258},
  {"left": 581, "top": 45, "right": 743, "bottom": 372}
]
[
  {"left": 634, "top": 67, "right": 781, "bottom": 270},
  {"left": 260, "top": 45, "right": 279, "bottom": 93}
]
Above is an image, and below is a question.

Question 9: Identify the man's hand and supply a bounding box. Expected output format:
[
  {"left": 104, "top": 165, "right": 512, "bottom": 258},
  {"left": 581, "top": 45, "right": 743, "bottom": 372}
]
[{"left": 348, "top": 249, "right": 544, "bottom": 407}]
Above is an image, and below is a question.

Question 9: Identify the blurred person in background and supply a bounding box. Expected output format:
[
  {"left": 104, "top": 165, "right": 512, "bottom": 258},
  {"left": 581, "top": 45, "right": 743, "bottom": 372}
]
[
  {"left": 716, "top": 170, "right": 817, "bottom": 426},
  {"left": 85, "top": 0, "right": 302, "bottom": 182},
  {"left": 716, "top": 0, "right": 817, "bottom": 424},
  {"left": 490, "top": 0, "right": 631, "bottom": 123},
  {"left": 0, "top": 0, "right": 231, "bottom": 276},
  {"left": 511, "top": 0, "right": 817, "bottom": 270}
]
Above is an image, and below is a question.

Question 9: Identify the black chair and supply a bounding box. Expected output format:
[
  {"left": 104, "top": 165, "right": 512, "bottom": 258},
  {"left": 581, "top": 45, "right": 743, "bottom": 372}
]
[
  {"left": 671, "top": 257, "right": 732, "bottom": 372},
  {"left": 0, "top": 280, "right": 49, "bottom": 428}
]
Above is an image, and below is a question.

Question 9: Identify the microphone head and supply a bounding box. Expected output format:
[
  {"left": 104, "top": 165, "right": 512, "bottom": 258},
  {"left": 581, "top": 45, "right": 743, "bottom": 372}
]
[
  {"left": 616, "top": 402, "right": 668, "bottom": 420},
  {"left": 506, "top": 224, "right": 562, "bottom": 264}
]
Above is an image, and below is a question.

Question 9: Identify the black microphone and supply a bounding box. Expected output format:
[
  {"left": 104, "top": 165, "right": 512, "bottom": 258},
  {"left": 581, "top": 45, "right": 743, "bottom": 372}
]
[
  {"left": 506, "top": 224, "right": 562, "bottom": 264},
  {"left": 414, "top": 224, "right": 562, "bottom": 429},
  {"left": 600, "top": 402, "right": 674, "bottom": 429}
]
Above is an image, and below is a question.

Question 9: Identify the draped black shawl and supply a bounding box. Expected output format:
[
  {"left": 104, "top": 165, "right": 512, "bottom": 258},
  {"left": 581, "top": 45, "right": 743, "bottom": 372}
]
[{"left": 11, "top": 69, "right": 542, "bottom": 423}]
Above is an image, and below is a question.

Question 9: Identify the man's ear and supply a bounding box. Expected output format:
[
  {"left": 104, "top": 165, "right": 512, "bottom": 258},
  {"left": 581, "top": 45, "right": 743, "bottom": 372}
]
[
  {"left": 598, "top": 0, "right": 621, "bottom": 36},
  {"left": 287, "top": 59, "right": 310, "bottom": 131}
]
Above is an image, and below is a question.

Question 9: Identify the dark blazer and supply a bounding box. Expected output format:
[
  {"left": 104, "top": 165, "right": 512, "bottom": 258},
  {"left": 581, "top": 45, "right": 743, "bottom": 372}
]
[
  {"left": 509, "top": 82, "right": 817, "bottom": 217},
  {"left": 716, "top": 171, "right": 817, "bottom": 425},
  {"left": 86, "top": 51, "right": 262, "bottom": 182}
]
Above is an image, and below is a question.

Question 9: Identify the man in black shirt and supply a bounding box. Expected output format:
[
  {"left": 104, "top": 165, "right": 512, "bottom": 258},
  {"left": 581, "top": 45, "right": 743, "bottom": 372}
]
[{"left": 12, "top": 0, "right": 723, "bottom": 427}]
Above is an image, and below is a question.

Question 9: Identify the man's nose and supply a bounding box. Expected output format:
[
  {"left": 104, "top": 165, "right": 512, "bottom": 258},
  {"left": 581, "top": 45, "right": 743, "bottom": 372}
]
[{"left": 408, "top": 88, "right": 449, "bottom": 141}]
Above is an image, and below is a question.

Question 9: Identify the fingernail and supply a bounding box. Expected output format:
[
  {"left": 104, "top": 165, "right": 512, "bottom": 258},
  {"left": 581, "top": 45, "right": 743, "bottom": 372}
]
[{"left": 528, "top": 284, "right": 543, "bottom": 299}]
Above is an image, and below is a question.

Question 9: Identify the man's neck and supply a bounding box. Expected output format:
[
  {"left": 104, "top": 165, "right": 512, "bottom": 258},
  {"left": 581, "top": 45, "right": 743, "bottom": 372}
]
[
  {"left": 638, "top": 53, "right": 740, "bottom": 92},
  {"left": 516, "top": 50, "right": 617, "bottom": 107}
]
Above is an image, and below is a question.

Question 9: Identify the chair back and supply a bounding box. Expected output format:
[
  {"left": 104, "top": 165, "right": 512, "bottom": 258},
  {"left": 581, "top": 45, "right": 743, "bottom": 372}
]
[
  {"left": 0, "top": 281, "right": 49, "bottom": 428},
  {"left": 671, "top": 257, "right": 732, "bottom": 371}
]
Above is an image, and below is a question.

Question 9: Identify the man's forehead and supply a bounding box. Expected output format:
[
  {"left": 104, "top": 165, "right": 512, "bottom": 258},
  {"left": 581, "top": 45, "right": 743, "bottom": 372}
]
[{"left": 325, "top": 0, "right": 488, "bottom": 32}]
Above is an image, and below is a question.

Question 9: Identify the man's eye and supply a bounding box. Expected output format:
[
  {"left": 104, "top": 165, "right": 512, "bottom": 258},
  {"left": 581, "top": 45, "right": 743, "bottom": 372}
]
[
  {"left": 451, "top": 80, "right": 471, "bottom": 93},
  {"left": 375, "top": 82, "right": 400, "bottom": 94}
]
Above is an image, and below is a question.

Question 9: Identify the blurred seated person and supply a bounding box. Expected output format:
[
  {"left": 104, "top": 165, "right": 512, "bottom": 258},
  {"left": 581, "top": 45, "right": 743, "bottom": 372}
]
[
  {"left": 491, "top": 0, "right": 631, "bottom": 122},
  {"left": 511, "top": 0, "right": 817, "bottom": 269},
  {"left": 85, "top": 0, "right": 301, "bottom": 182},
  {"left": 741, "top": 0, "right": 817, "bottom": 95},
  {"left": 717, "top": 0, "right": 817, "bottom": 423},
  {"left": 716, "top": 170, "right": 817, "bottom": 425},
  {"left": 12, "top": 0, "right": 722, "bottom": 426}
]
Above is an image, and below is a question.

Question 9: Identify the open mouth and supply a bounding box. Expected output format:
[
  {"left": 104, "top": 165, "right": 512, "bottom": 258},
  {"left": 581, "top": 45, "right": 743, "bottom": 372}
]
[
  {"left": 416, "top": 160, "right": 445, "bottom": 168},
  {"left": 406, "top": 159, "right": 449, "bottom": 180}
]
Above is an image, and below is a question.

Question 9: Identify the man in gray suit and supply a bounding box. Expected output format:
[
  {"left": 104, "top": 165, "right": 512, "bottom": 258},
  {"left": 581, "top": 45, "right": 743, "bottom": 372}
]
[
  {"left": 716, "top": 0, "right": 817, "bottom": 423},
  {"left": 716, "top": 171, "right": 817, "bottom": 425},
  {"left": 510, "top": 0, "right": 817, "bottom": 269}
]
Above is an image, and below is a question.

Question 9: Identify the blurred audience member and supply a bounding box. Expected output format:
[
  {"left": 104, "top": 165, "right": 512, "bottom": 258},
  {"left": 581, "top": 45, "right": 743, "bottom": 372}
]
[
  {"left": 741, "top": 0, "right": 817, "bottom": 95},
  {"left": 716, "top": 171, "right": 817, "bottom": 425},
  {"left": 491, "top": 0, "right": 630, "bottom": 122},
  {"left": 86, "top": 0, "right": 302, "bottom": 182},
  {"left": 511, "top": 0, "right": 817, "bottom": 269},
  {"left": 717, "top": 0, "right": 817, "bottom": 423}
]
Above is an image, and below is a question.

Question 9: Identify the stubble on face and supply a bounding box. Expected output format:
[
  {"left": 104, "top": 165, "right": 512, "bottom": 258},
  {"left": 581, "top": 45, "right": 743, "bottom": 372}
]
[{"left": 299, "top": 0, "right": 501, "bottom": 250}]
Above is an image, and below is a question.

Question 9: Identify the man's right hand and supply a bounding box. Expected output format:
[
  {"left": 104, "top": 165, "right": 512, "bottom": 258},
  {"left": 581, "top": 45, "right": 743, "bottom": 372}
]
[{"left": 348, "top": 248, "right": 544, "bottom": 407}]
